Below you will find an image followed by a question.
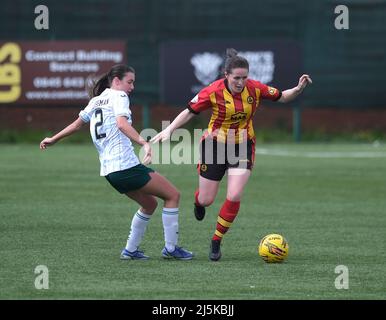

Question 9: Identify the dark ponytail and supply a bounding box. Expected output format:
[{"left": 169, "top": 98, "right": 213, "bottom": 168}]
[
  {"left": 224, "top": 48, "right": 249, "bottom": 74},
  {"left": 90, "top": 64, "right": 135, "bottom": 98}
]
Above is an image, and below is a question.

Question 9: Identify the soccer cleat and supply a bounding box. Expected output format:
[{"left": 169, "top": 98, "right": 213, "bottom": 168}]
[
  {"left": 194, "top": 203, "right": 206, "bottom": 221},
  {"left": 209, "top": 240, "right": 222, "bottom": 261},
  {"left": 120, "top": 248, "right": 149, "bottom": 260},
  {"left": 162, "top": 246, "right": 194, "bottom": 260}
]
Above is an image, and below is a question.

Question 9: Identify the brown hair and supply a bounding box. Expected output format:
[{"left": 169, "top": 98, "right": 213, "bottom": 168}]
[
  {"left": 90, "top": 64, "right": 135, "bottom": 98},
  {"left": 224, "top": 48, "right": 249, "bottom": 74}
]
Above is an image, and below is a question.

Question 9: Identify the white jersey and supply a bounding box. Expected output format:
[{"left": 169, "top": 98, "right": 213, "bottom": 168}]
[{"left": 79, "top": 88, "right": 140, "bottom": 176}]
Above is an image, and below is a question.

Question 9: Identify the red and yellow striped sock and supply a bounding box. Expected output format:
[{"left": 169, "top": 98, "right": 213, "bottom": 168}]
[{"left": 212, "top": 199, "right": 240, "bottom": 241}]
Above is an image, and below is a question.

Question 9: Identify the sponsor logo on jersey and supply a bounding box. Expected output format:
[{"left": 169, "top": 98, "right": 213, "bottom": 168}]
[{"left": 231, "top": 111, "right": 247, "bottom": 122}]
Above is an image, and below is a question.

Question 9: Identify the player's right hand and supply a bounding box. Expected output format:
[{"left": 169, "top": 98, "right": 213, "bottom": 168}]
[
  {"left": 40, "top": 137, "right": 56, "bottom": 149},
  {"left": 141, "top": 142, "right": 152, "bottom": 165}
]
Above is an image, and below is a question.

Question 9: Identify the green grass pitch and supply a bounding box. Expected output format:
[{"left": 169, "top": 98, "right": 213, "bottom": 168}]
[{"left": 1, "top": 143, "right": 385, "bottom": 299}]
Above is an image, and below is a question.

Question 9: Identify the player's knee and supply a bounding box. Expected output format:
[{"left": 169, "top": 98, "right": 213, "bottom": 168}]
[
  {"left": 199, "top": 194, "right": 215, "bottom": 207},
  {"left": 166, "top": 188, "right": 180, "bottom": 205}
]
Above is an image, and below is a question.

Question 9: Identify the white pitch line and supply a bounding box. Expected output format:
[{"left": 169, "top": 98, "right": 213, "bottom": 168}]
[{"left": 255, "top": 148, "right": 386, "bottom": 158}]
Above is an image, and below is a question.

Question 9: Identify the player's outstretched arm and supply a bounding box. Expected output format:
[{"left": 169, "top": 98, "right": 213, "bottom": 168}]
[
  {"left": 40, "top": 117, "right": 85, "bottom": 149},
  {"left": 278, "top": 74, "right": 312, "bottom": 103},
  {"left": 116, "top": 116, "right": 152, "bottom": 165},
  {"left": 151, "top": 108, "right": 195, "bottom": 143}
]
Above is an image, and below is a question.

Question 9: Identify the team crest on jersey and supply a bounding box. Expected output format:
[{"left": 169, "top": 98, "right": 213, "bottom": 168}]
[
  {"left": 231, "top": 112, "right": 247, "bottom": 122},
  {"left": 268, "top": 87, "right": 277, "bottom": 95},
  {"left": 247, "top": 96, "right": 254, "bottom": 104},
  {"left": 190, "top": 52, "right": 223, "bottom": 85},
  {"left": 200, "top": 164, "right": 208, "bottom": 172}
]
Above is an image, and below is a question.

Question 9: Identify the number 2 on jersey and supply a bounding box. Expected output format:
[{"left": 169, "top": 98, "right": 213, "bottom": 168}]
[{"left": 94, "top": 108, "right": 106, "bottom": 139}]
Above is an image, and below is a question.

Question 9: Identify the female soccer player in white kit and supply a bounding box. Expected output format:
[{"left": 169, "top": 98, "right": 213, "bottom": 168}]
[{"left": 40, "top": 64, "right": 193, "bottom": 260}]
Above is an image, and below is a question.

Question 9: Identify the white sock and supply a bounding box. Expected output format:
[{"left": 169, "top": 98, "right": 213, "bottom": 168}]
[
  {"left": 125, "top": 209, "right": 151, "bottom": 252},
  {"left": 162, "top": 207, "right": 179, "bottom": 252}
]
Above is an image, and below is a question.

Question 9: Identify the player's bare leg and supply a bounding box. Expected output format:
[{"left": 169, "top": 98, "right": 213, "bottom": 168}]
[
  {"left": 125, "top": 191, "right": 158, "bottom": 214},
  {"left": 139, "top": 172, "right": 180, "bottom": 208},
  {"left": 198, "top": 175, "right": 220, "bottom": 206},
  {"left": 194, "top": 176, "right": 220, "bottom": 221},
  {"left": 226, "top": 168, "right": 251, "bottom": 201}
]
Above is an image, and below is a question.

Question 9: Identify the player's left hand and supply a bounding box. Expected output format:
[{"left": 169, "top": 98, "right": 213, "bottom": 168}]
[{"left": 150, "top": 128, "right": 172, "bottom": 143}]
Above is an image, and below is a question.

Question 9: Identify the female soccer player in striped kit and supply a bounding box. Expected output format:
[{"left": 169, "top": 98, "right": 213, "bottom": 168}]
[
  {"left": 40, "top": 64, "right": 193, "bottom": 260},
  {"left": 152, "top": 49, "right": 312, "bottom": 261}
]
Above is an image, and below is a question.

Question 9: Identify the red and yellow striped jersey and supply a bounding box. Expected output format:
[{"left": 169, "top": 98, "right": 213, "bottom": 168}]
[{"left": 188, "top": 79, "right": 281, "bottom": 143}]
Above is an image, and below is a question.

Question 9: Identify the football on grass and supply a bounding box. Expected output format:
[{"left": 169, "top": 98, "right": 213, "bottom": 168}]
[{"left": 258, "top": 234, "right": 289, "bottom": 263}]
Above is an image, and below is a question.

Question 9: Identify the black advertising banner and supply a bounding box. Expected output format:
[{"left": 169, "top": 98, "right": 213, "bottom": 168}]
[
  {"left": 0, "top": 41, "right": 127, "bottom": 105},
  {"left": 160, "top": 40, "right": 302, "bottom": 105}
]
